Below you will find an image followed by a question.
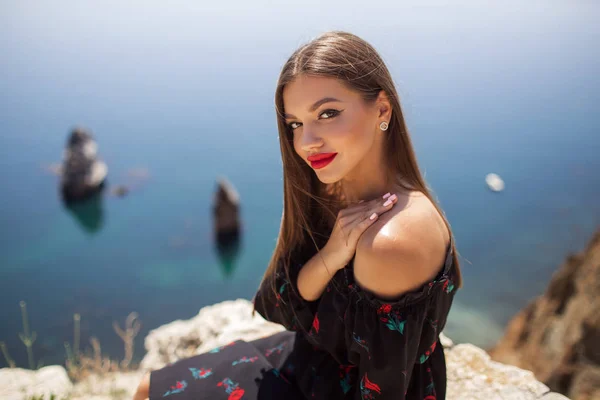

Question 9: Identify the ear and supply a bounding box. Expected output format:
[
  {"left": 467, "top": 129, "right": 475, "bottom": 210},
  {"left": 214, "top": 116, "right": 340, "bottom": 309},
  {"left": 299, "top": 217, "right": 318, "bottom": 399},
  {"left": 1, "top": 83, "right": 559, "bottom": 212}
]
[{"left": 375, "top": 90, "right": 393, "bottom": 121}]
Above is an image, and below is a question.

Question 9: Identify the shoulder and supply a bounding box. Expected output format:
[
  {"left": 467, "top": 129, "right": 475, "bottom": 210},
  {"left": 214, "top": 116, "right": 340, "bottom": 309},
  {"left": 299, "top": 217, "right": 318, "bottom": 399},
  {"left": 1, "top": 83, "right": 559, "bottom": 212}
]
[{"left": 353, "top": 191, "right": 450, "bottom": 300}]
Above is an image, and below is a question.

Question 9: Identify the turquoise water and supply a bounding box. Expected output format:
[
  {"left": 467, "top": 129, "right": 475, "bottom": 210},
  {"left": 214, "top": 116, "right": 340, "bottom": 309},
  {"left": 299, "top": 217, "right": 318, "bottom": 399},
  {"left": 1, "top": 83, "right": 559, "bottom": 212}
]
[{"left": 1, "top": 0, "right": 599, "bottom": 368}]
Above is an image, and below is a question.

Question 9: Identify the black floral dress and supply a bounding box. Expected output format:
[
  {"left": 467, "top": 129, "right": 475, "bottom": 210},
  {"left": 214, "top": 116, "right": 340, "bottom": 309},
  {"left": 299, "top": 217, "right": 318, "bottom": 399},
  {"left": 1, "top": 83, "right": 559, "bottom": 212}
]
[{"left": 149, "top": 238, "right": 458, "bottom": 399}]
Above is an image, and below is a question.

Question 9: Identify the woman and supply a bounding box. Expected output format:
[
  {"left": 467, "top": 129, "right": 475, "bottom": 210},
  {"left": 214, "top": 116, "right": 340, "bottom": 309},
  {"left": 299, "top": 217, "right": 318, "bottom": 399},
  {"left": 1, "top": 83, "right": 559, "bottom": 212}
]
[{"left": 134, "top": 30, "right": 462, "bottom": 400}]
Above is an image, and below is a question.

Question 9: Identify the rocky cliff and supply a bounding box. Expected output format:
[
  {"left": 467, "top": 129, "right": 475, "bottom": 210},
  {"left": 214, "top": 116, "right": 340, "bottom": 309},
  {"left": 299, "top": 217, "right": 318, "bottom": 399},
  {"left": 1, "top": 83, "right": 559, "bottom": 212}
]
[{"left": 490, "top": 230, "right": 600, "bottom": 400}]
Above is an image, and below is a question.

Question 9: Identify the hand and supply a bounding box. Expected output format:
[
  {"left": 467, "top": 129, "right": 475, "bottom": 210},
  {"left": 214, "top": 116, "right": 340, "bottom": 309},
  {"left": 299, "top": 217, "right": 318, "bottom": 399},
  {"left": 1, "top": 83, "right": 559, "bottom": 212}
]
[{"left": 322, "top": 192, "right": 399, "bottom": 268}]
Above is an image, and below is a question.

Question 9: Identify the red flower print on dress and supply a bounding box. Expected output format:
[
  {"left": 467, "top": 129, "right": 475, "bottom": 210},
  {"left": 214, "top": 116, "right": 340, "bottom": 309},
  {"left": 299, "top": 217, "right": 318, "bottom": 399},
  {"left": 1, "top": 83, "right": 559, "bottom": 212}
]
[
  {"left": 312, "top": 313, "right": 320, "bottom": 334},
  {"left": 442, "top": 279, "right": 455, "bottom": 293},
  {"left": 208, "top": 341, "right": 237, "bottom": 353},
  {"left": 265, "top": 342, "right": 286, "bottom": 357},
  {"left": 376, "top": 304, "right": 406, "bottom": 334},
  {"left": 378, "top": 303, "right": 392, "bottom": 314},
  {"left": 162, "top": 380, "right": 188, "bottom": 396},
  {"left": 360, "top": 373, "right": 381, "bottom": 399},
  {"left": 339, "top": 364, "right": 357, "bottom": 394},
  {"left": 418, "top": 341, "right": 437, "bottom": 364},
  {"left": 217, "top": 378, "right": 245, "bottom": 400}
]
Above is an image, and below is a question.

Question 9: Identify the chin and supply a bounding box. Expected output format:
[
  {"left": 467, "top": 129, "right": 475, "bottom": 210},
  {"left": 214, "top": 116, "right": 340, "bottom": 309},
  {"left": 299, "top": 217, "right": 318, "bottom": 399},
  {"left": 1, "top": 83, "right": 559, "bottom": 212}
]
[{"left": 313, "top": 169, "right": 345, "bottom": 185}]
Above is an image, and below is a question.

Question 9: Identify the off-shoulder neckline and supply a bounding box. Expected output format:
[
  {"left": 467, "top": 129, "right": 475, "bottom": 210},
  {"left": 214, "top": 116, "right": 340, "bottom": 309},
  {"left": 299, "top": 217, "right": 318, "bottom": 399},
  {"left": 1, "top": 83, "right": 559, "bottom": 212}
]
[{"left": 342, "top": 236, "right": 455, "bottom": 309}]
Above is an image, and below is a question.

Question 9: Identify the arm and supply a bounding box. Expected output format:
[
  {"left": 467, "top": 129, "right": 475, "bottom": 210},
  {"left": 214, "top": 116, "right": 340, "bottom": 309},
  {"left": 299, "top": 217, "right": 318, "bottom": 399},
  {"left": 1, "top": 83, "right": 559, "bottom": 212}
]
[
  {"left": 252, "top": 246, "right": 345, "bottom": 330},
  {"left": 296, "top": 244, "right": 347, "bottom": 301}
]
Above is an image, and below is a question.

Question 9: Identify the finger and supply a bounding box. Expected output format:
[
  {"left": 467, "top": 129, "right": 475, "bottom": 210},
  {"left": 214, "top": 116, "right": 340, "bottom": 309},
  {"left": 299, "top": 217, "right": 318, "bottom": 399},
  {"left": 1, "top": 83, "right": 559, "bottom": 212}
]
[
  {"left": 347, "top": 193, "right": 398, "bottom": 225},
  {"left": 375, "top": 193, "right": 398, "bottom": 214},
  {"left": 350, "top": 210, "right": 380, "bottom": 239}
]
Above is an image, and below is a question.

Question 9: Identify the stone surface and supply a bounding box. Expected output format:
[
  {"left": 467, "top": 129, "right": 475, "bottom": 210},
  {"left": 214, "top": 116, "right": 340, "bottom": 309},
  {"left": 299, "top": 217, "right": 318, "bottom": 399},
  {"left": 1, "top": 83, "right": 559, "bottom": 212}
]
[
  {"left": 446, "top": 344, "right": 553, "bottom": 399},
  {"left": 140, "top": 298, "right": 286, "bottom": 371},
  {"left": 0, "top": 365, "right": 73, "bottom": 400}
]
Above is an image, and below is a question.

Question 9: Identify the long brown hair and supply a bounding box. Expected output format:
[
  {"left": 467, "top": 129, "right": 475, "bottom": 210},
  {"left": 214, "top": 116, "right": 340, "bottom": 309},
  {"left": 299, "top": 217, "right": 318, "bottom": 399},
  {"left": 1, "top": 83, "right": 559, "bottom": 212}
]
[{"left": 253, "top": 31, "right": 462, "bottom": 318}]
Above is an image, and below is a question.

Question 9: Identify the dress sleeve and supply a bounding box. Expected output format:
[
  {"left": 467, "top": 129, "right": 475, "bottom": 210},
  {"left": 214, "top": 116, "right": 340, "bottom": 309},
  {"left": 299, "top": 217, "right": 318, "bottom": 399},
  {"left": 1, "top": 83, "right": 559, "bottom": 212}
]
[
  {"left": 347, "top": 268, "right": 457, "bottom": 400},
  {"left": 252, "top": 256, "right": 317, "bottom": 332}
]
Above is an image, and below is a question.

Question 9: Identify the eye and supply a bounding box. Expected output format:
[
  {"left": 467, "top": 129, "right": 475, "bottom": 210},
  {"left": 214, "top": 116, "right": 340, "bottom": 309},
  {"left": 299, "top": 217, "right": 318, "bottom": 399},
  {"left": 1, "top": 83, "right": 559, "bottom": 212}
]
[{"left": 287, "top": 109, "right": 342, "bottom": 131}]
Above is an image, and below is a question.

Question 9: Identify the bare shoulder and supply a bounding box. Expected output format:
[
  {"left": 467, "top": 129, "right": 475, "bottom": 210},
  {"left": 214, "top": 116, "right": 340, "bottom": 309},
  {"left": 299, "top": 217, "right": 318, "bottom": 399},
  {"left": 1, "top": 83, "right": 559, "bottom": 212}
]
[{"left": 353, "top": 191, "right": 450, "bottom": 300}]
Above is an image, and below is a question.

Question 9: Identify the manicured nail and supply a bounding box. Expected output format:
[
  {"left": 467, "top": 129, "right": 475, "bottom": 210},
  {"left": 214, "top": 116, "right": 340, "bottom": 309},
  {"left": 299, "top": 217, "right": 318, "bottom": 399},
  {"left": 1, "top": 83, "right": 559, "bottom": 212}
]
[
  {"left": 383, "top": 198, "right": 392, "bottom": 206},
  {"left": 382, "top": 192, "right": 391, "bottom": 199},
  {"left": 389, "top": 194, "right": 398, "bottom": 201},
  {"left": 370, "top": 212, "right": 378, "bottom": 220}
]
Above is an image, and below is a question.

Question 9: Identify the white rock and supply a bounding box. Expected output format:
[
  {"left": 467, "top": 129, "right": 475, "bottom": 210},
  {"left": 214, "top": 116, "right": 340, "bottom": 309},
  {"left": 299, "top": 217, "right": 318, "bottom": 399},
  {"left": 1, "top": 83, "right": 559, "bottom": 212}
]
[
  {"left": 70, "top": 370, "right": 146, "bottom": 400},
  {"left": 140, "top": 298, "right": 286, "bottom": 371},
  {"left": 446, "top": 344, "right": 551, "bottom": 399},
  {"left": 440, "top": 332, "right": 454, "bottom": 348},
  {"left": 486, "top": 173, "right": 505, "bottom": 192},
  {"left": 0, "top": 365, "right": 73, "bottom": 400}
]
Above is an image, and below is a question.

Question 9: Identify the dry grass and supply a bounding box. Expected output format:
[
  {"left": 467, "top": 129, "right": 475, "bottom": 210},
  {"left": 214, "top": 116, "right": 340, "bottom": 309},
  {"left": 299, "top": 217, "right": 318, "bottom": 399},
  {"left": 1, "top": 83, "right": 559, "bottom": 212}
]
[{"left": 1, "top": 301, "right": 143, "bottom": 383}]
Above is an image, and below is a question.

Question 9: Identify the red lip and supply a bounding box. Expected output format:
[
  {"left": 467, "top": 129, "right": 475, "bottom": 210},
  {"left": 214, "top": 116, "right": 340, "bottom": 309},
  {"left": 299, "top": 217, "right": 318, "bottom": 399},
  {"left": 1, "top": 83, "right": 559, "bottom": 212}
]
[
  {"left": 307, "top": 152, "right": 337, "bottom": 161},
  {"left": 308, "top": 153, "right": 337, "bottom": 169}
]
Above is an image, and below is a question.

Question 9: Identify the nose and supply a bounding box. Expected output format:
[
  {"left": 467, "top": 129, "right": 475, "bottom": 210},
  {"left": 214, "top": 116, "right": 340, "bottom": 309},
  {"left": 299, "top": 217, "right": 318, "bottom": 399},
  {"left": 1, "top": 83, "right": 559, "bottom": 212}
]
[{"left": 298, "top": 128, "right": 324, "bottom": 153}]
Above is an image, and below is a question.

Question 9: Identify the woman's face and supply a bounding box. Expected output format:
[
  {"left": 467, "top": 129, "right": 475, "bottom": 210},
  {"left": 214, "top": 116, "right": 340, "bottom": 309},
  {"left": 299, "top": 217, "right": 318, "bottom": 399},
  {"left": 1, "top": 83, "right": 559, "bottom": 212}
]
[{"left": 283, "top": 75, "right": 384, "bottom": 185}]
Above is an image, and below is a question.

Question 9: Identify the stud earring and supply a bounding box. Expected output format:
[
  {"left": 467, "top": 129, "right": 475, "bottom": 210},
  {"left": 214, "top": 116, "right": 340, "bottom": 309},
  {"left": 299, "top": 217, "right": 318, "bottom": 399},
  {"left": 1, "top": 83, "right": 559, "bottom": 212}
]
[{"left": 379, "top": 121, "right": 389, "bottom": 131}]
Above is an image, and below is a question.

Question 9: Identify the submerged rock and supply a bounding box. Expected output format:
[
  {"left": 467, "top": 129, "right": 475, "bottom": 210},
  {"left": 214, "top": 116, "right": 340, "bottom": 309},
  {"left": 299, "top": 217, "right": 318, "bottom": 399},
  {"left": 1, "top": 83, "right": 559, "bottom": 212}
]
[{"left": 60, "top": 127, "right": 108, "bottom": 203}]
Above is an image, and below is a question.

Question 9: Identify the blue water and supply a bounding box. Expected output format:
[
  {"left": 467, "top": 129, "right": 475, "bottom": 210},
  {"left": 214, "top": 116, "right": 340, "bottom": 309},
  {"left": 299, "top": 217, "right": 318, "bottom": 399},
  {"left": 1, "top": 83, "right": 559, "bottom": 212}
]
[{"left": 1, "top": 0, "right": 599, "bottom": 368}]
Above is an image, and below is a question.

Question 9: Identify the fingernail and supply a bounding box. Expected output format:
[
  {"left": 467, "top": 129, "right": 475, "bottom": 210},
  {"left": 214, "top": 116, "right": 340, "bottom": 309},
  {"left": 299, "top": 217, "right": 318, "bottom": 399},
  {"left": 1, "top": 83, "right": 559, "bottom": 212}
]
[
  {"left": 389, "top": 194, "right": 397, "bottom": 201},
  {"left": 382, "top": 192, "right": 391, "bottom": 199},
  {"left": 383, "top": 198, "right": 392, "bottom": 206},
  {"left": 370, "top": 212, "right": 378, "bottom": 220}
]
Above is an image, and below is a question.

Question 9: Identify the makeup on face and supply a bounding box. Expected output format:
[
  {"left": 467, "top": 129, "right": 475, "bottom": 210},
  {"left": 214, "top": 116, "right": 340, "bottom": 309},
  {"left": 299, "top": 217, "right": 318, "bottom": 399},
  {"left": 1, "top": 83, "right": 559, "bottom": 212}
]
[{"left": 307, "top": 152, "right": 337, "bottom": 169}]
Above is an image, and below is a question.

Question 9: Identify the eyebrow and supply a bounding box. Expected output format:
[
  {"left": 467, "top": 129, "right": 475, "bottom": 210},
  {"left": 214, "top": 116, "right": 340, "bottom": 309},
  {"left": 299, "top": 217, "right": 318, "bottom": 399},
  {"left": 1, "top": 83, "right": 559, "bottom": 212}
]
[{"left": 283, "top": 97, "right": 342, "bottom": 119}]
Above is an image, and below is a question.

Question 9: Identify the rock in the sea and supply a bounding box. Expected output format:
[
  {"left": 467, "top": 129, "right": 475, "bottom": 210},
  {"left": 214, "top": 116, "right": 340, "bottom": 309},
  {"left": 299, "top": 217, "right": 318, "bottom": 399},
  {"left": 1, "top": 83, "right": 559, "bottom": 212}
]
[
  {"left": 213, "top": 176, "right": 241, "bottom": 242},
  {"left": 490, "top": 229, "right": 600, "bottom": 400},
  {"left": 212, "top": 176, "right": 242, "bottom": 268},
  {"left": 60, "top": 127, "right": 108, "bottom": 203},
  {"left": 486, "top": 173, "right": 505, "bottom": 192}
]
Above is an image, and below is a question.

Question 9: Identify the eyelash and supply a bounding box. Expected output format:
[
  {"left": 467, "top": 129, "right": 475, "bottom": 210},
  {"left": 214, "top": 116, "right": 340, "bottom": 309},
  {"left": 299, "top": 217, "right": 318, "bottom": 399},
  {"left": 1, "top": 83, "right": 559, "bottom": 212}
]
[{"left": 287, "top": 109, "right": 341, "bottom": 131}]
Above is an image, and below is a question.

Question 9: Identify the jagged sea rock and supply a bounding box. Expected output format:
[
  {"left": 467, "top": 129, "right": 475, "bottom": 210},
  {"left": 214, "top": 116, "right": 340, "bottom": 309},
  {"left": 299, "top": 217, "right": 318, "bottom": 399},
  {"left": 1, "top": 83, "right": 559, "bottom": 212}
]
[
  {"left": 212, "top": 176, "right": 241, "bottom": 245},
  {"left": 60, "top": 127, "right": 108, "bottom": 203}
]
